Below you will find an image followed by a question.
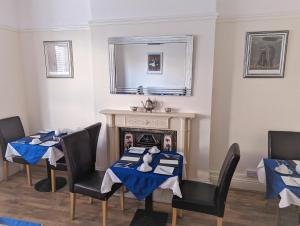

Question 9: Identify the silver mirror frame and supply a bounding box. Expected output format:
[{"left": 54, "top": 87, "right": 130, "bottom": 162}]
[{"left": 108, "top": 35, "right": 194, "bottom": 96}]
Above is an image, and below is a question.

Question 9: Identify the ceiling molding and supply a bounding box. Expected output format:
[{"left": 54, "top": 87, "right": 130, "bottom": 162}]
[
  {"left": 89, "top": 13, "right": 218, "bottom": 27},
  {"left": 218, "top": 11, "right": 300, "bottom": 23},
  {"left": 0, "top": 24, "right": 18, "bottom": 32},
  {"left": 19, "top": 24, "right": 90, "bottom": 33}
]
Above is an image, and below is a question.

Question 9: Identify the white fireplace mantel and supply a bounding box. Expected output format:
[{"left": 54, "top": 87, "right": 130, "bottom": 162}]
[{"left": 100, "top": 109, "right": 196, "bottom": 178}]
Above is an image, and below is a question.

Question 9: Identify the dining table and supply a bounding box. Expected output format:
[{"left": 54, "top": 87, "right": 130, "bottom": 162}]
[
  {"left": 5, "top": 130, "right": 67, "bottom": 192},
  {"left": 257, "top": 158, "right": 300, "bottom": 208},
  {"left": 101, "top": 147, "right": 184, "bottom": 226}
]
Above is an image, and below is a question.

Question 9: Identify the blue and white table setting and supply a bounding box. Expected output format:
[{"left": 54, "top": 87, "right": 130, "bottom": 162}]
[
  {"left": 5, "top": 129, "right": 70, "bottom": 192},
  {"left": 101, "top": 146, "right": 184, "bottom": 226},
  {"left": 5, "top": 130, "right": 65, "bottom": 167},
  {"left": 257, "top": 158, "right": 300, "bottom": 208}
]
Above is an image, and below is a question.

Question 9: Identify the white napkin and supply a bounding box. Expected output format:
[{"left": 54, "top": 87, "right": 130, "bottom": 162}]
[
  {"left": 159, "top": 159, "right": 179, "bottom": 165},
  {"left": 30, "top": 135, "right": 41, "bottom": 139},
  {"left": 281, "top": 176, "right": 300, "bottom": 187},
  {"left": 128, "top": 147, "right": 145, "bottom": 154},
  {"left": 294, "top": 160, "right": 300, "bottom": 166},
  {"left": 275, "top": 164, "right": 291, "bottom": 174},
  {"left": 40, "top": 141, "right": 59, "bottom": 147},
  {"left": 154, "top": 165, "right": 174, "bottom": 175},
  {"left": 120, "top": 156, "right": 140, "bottom": 162}
]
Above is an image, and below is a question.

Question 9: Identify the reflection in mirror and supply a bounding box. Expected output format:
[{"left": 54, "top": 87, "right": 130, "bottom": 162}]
[{"left": 109, "top": 35, "right": 194, "bottom": 96}]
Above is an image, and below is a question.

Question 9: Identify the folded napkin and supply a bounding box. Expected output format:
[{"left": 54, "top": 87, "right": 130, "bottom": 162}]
[
  {"left": 128, "top": 147, "right": 145, "bottom": 154},
  {"left": 154, "top": 165, "right": 174, "bottom": 175},
  {"left": 281, "top": 176, "right": 300, "bottom": 187},
  {"left": 294, "top": 160, "right": 300, "bottom": 166},
  {"left": 120, "top": 156, "right": 140, "bottom": 162},
  {"left": 275, "top": 164, "right": 291, "bottom": 174},
  {"left": 40, "top": 141, "right": 59, "bottom": 147}
]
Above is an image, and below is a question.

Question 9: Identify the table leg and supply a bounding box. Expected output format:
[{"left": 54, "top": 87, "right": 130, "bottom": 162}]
[
  {"left": 145, "top": 193, "right": 153, "bottom": 212},
  {"left": 34, "top": 160, "right": 67, "bottom": 192},
  {"left": 129, "top": 193, "right": 168, "bottom": 226}
]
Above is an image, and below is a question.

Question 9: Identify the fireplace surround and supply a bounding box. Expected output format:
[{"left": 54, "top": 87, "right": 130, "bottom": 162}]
[{"left": 101, "top": 109, "right": 195, "bottom": 178}]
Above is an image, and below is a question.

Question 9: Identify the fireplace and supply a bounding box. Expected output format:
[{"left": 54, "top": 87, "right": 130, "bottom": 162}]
[{"left": 119, "top": 128, "right": 177, "bottom": 155}]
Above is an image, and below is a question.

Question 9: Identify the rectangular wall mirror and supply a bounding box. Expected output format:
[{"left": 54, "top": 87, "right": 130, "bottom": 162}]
[{"left": 108, "top": 35, "right": 194, "bottom": 96}]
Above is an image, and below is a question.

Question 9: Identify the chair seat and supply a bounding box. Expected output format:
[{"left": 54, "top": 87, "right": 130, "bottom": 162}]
[
  {"left": 74, "top": 170, "right": 121, "bottom": 200},
  {"left": 173, "top": 180, "right": 218, "bottom": 216},
  {"left": 12, "top": 156, "right": 29, "bottom": 165},
  {"left": 50, "top": 157, "right": 67, "bottom": 171}
]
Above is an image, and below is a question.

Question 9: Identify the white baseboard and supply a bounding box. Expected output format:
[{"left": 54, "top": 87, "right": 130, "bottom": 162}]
[{"left": 210, "top": 170, "right": 265, "bottom": 192}]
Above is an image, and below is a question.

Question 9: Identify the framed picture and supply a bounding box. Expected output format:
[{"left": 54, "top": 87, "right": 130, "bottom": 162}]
[
  {"left": 43, "top": 40, "right": 74, "bottom": 78},
  {"left": 147, "top": 52, "right": 163, "bottom": 74},
  {"left": 244, "top": 31, "right": 289, "bottom": 78}
]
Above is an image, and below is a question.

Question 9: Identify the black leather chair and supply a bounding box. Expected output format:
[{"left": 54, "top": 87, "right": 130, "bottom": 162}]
[
  {"left": 0, "top": 116, "right": 32, "bottom": 185},
  {"left": 171, "top": 143, "right": 240, "bottom": 226},
  {"left": 268, "top": 131, "right": 300, "bottom": 160},
  {"left": 49, "top": 123, "right": 103, "bottom": 192},
  {"left": 61, "top": 129, "right": 123, "bottom": 226}
]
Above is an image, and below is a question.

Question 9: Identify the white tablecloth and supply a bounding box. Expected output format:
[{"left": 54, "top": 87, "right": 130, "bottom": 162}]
[
  {"left": 101, "top": 168, "right": 183, "bottom": 198},
  {"left": 5, "top": 143, "right": 64, "bottom": 167},
  {"left": 257, "top": 159, "right": 300, "bottom": 208}
]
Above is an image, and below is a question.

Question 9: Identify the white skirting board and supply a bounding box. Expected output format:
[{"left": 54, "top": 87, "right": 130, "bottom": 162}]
[{"left": 210, "top": 170, "right": 265, "bottom": 192}]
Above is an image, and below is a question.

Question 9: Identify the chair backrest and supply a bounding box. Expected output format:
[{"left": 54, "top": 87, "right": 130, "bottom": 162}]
[
  {"left": 268, "top": 131, "right": 300, "bottom": 160},
  {"left": 216, "top": 143, "right": 240, "bottom": 215},
  {"left": 85, "top": 122, "right": 102, "bottom": 165},
  {"left": 0, "top": 116, "right": 25, "bottom": 160},
  {"left": 61, "top": 130, "right": 93, "bottom": 192}
]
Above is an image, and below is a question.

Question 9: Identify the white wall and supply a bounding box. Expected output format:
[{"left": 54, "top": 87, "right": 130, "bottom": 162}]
[
  {"left": 0, "top": 28, "right": 28, "bottom": 180},
  {"left": 91, "top": 18, "right": 216, "bottom": 179},
  {"left": 211, "top": 13, "right": 300, "bottom": 190},
  {"left": 20, "top": 30, "right": 95, "bottom": 133},
  {"left": 90, "top": 0, "right": 216, "bottom": 21},
  {"left": 17, "top": 0, "right": 91, "bottom": 30},
  {"left": 218, "top": 0, "right": 300, "bottom": 17},
  {"left": 0, "top": 0, "right": 19, "bottom": 28}
]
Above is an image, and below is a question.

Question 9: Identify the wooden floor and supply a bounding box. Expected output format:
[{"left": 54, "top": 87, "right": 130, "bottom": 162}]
[{"left": 0, "top": 166, "right": 298, "bottom": 226}]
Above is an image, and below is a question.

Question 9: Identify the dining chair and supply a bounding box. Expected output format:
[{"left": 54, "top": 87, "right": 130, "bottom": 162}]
[
  {"left": 61, "top": 129, "right": 123, "bottom": 226},
  {"left": 171, "top": 143, "right": 240, "bottom": 226},
  {"left": 0, "top": 116, "right": 32, "bottom": 186},
  {"left": 268, "top": 131, "right": 300, "bottom": 160},
  {"left": 49, "top": 123, "right": 104, "bottom": 193}
]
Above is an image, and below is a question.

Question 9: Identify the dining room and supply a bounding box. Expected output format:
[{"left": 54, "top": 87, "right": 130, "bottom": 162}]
[{"left": 1, "top": 0, "right": 300, "bottom": 226}]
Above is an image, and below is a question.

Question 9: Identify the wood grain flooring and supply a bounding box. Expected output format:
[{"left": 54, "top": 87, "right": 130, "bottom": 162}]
[{"left": 0, "top": 166, "right": 298, "bottom": 226}]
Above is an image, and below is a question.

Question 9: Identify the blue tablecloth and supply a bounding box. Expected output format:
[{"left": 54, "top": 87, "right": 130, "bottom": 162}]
[
  {"left": 0, "top": 217, "right": 41, "bottom": 226},
  {"left": 111, "top": 150, "right": 183, "bottom": 200},
  {"left": 9, "top": 131, "right": 62, "bottom": 165},
  {"left": 264, "top": 159, "right": 300, "bottom": 199}
]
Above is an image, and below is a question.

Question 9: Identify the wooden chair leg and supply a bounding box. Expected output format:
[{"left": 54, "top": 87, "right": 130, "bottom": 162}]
[
  {"left": 102, "top": 200, "right": 108, "bottom": 226},
  {"left": 172, "top": 208, "right": 177, "bottom": 226},
  {"left": 120, "top": 185, "right": 125, "bottom": 211},
  {"left": 25, "top": 165, "right": 32, "bottom": 186},
  {"left": 51, "top": 169, "right": 56, "bottom": 192},
  {"left": 217, "top": 217, "right": 223, "bottom": 226},
  {"left": 89, "top": 197, "right": 93, "bottom": 204},
  {"left": 70, "top": 193, "right": 76, "bottom": 220},
  {"left": 3, "top": 161, "right": 8, "bottom": 181}
]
